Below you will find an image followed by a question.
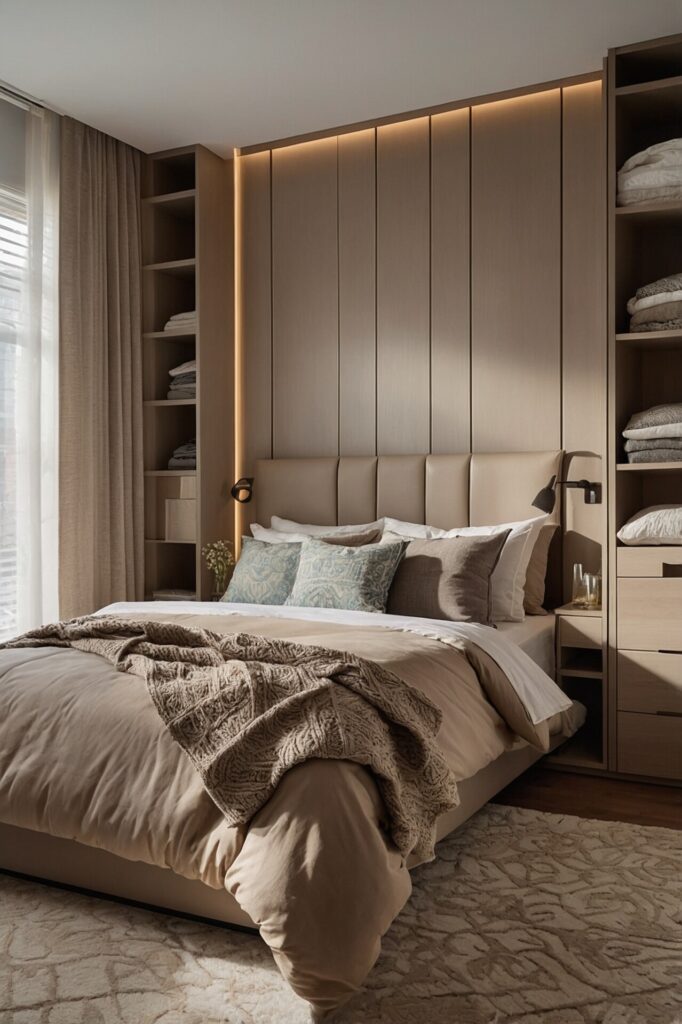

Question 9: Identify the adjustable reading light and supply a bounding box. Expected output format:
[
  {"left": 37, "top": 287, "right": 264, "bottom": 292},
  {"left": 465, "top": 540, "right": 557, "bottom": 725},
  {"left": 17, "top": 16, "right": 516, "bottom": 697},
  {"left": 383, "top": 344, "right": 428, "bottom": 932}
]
[
  {"left": 532, "top": 475, "right": 601, "bottom": 514},
  {"left": 230, "top": 477, "right": 254, "bottom": 503}
]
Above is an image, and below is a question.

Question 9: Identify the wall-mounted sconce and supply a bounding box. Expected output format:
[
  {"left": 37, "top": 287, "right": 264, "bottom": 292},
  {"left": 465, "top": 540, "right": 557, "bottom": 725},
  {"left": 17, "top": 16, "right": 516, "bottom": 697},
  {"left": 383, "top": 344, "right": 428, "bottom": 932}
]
[
  {"left": 532, "top": 474, "right": 601, "bottom": 514},
  {"left": 230, "top": 477, "right": 254, "bottom": 503}
]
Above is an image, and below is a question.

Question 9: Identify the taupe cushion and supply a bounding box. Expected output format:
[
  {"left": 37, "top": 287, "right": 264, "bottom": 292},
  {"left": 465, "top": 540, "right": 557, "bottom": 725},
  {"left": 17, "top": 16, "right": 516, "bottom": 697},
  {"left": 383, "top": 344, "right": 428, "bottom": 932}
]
[
  {"left": 387, "top": 533, "right": 510, "bottom": 624},
  {"left": 523, "top": 524, "right": 557, "bottom": 615}
]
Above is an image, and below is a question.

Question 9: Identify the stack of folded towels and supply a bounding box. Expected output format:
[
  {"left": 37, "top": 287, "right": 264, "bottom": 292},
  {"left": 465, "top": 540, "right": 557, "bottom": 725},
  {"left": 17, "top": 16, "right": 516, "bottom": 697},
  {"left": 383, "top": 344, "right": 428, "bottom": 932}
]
[
  {"left": 168, "top": 439, "right": 197, "bottom": 470},
  {"left": 623, "top": 403, "right": 682, "bottom": 463},
  {"left": 618, "top": 138, "right": 682, "bottom": 206},
  {"left": 627, "top": 272, "right": 682, "bottom": 333},
  {"left": 163, "top": 310, "right": 197, "bottom": 333},
  {"left": 167, "top": 358, "right": 196, "bottom": 400}
]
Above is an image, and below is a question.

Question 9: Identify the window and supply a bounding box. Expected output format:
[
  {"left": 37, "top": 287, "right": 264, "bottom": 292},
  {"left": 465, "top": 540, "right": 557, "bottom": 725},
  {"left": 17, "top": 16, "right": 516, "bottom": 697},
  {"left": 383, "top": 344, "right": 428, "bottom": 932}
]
[{"left": 0, "top": 94, "right": 59, "bottom": 639}]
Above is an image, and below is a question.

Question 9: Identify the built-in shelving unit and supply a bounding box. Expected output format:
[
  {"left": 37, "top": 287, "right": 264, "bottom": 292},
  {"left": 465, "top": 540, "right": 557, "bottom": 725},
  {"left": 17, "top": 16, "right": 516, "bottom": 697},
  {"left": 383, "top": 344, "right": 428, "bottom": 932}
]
[
  {"left": 141, "top": 145, "right": 234, "bottom": 600},
  {"left": 607, "top": 32, "right": 682, "bottom": 782}
]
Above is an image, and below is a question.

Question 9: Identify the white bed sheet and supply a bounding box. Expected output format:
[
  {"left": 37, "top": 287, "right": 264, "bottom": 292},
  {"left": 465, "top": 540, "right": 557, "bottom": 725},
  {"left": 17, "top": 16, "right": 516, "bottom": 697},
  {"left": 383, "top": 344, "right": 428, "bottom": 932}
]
[{"left": 497, "top": 614, "right": 556, "bottom": 678}]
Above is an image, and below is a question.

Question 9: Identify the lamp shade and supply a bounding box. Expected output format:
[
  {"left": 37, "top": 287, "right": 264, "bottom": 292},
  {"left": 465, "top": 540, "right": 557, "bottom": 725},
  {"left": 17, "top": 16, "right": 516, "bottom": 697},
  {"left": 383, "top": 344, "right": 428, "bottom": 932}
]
[{"left": 532, "top": 475, "right": 557, "bottom": 514}]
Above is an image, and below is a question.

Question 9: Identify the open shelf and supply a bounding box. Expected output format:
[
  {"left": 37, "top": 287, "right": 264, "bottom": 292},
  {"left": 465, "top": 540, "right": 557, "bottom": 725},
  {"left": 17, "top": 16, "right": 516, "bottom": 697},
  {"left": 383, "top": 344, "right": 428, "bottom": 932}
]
[
  {"left": 142, "top": 189, "right": 196, "bottom": 215},
  {"left": 144, "top": 399, "right": 196, "bottom": 408},
  {"left": 142, "top": 258, "right": 196, "bottom": 278},
  {"left": 615, "top": 200, "right": 682, "bottom": 225},
  {"left": 144, "top": 470, "right": 196, "bottom": 478},
  {"left": 616, "top": 329, "right": 682, "bottom": 349},
  {"left": 144, "top": 331, "right": 197, "bottom": 341},
  {"left": 617, "top": 462, "right": 682, "bottom": 472},
  {"left": 145, "top": 538, "right": 196, "bottom": 546}
]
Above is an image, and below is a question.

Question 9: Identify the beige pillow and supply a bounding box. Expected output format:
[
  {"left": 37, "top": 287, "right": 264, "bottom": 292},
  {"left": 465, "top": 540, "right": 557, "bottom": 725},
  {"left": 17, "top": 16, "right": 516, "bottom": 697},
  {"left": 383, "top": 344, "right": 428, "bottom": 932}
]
[
  {"left": 387, "top": 533, "right": 509, "bottom": 624},
  {"left": 523, "top": 524, "right": 557, "bottom": 615},
  {"left": 251, "top": 523, "right": 381, "bottom": 546}
]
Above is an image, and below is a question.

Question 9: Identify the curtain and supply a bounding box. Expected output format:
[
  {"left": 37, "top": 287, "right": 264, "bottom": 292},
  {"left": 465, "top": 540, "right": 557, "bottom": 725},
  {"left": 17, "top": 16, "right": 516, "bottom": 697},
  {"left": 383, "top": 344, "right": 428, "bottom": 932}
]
[
  {"left": 0, "top": 95, "right": 59, "bottom": 641},
  {"left": 59, "top": 117, "right": 144, "bottom": 618}
]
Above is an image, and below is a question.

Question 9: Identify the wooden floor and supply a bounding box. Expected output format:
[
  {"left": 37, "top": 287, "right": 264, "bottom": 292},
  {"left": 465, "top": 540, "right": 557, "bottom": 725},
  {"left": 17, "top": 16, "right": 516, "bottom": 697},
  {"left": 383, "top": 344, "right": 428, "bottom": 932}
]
[{"left": 493, "top": 765, "right": 682, "bottom": 831}]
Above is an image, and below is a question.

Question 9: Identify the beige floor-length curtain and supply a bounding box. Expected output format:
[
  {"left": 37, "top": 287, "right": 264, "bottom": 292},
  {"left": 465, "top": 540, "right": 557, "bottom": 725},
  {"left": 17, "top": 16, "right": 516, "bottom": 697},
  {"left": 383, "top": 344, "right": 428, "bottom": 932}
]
[{"left": 59, "top": 117, "right": 144, "bottom": 618}]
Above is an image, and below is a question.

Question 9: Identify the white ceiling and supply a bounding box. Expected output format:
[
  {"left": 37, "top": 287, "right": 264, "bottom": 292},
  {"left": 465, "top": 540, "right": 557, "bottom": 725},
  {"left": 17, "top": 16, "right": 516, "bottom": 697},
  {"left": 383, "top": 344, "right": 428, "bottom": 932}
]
[{"left": 1, "top": 0, "right": 681, "bottom": 156}]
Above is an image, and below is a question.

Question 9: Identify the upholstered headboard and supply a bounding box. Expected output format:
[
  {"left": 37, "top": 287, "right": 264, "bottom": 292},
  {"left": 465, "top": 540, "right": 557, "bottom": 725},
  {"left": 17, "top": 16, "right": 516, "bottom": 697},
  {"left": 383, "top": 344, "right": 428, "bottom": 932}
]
[
  {"left": 254, "top": 452, "right": 563, "bottom": 530},
  {"left": 252, "top": 450, "right": 564, "bottom": 607}
]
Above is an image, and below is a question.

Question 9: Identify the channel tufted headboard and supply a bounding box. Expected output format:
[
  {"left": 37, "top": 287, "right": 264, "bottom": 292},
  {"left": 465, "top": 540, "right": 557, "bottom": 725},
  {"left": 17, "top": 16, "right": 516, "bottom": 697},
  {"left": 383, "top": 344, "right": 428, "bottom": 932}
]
[
  {"left": 251, "top": 450, "right": 564, "bottom": 607},
  {"left": 254, "top": 452, "right": 563, "bottom": 531}
]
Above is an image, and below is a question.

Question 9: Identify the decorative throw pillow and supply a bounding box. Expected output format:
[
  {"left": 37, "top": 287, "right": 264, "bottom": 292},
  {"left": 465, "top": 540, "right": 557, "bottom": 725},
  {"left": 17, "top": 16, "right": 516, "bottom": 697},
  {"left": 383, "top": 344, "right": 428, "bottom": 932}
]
[
  {"left": 617, "top": 505, "right": 682, "bottom": 545},
  {"left": 386, "top": 533, "right": 509, "bottom": 624},
  {"left": 222, "top": 537, "right": 301, "bottom": 605},
  {"left": 523, "top": 524, "right": 558, "bottom": 615},
  {"left": 285, "top": 538, "right": 404, "bottom": 612},
  {"left": 270, "top": 515, "right": 384, "bottom": 537},
  {"left": 440, "top": 515, "right": 548, "bottom": 622},
  {"left": 251, "top": 523, "right": 382, "bottom": 546}
]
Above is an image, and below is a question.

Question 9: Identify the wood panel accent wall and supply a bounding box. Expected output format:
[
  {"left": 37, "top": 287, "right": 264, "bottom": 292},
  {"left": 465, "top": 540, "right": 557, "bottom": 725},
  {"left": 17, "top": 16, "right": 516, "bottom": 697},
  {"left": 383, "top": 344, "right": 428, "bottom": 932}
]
[{"left": 237, "top": 78, "right": 606, "bottom": 593}]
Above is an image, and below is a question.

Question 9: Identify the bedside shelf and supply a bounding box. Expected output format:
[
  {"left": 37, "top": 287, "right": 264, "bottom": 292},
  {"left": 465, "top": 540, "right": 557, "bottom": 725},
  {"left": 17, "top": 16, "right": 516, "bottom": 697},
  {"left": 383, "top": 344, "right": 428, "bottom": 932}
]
[{"left": 617, "top": 462, "right": 682, "bottom": 473}]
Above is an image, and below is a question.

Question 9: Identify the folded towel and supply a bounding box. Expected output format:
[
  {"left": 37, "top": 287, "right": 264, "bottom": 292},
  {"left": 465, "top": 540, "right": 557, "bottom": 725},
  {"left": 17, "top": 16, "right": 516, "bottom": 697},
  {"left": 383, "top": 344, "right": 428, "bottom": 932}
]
[
  {"left": 617, "top": 184, "right": 682, "bottom": 207},
  {"left": 169, "top": 372, "right": 196, "bottom": 387},
  {"left": 627, "top": 273, "right": 682, "bottom": 315},
  {"left": 631, "top": 299, "right": 682, "bottom": 332},
  {"left": 625, "top": 437, "right": 682, "bottom": 453},
  {"left": 166, "top": 389, "right": 196, "bottom": 400},
  {"left": 169, "top": 359, "right": 197, "bottom": 377},
  {"left": 168, "top": 310, "right": 197, "bottom": 321},
  {"left": 617, "top": 138, "right": 682, "bottom": 206},
  {"left": 623, "top": 403, "right": 682, "bottom": 440},
  {"left": 627, "top": 449, "right": 682, "bottom": 464}
]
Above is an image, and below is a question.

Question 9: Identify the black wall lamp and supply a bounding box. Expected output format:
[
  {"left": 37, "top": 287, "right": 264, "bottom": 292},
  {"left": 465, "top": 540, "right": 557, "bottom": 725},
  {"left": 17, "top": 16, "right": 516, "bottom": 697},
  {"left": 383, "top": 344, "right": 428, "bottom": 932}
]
[
  {"left": 230, "top": 477, "right": 254, "bottom": 503},
  {"left": 532, "top": 474, "right": 601, "bottom": 514}
]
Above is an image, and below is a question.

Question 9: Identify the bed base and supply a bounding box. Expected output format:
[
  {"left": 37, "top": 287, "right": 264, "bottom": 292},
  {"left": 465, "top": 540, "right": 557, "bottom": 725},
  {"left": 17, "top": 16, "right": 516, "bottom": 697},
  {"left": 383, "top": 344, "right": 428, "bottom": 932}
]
[{"left": 0, "top": 740, "right": 557, "bottom": 929}]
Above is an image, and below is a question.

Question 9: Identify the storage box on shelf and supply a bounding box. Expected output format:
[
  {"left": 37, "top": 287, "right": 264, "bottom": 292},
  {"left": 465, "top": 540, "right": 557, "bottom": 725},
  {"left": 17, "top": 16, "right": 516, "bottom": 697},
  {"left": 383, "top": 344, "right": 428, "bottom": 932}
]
[
  {"left": 547, "top": 604, "right": 606, "bottom": 772},
  {"left": 608, "top": 32, "right": 682, "bottom": 783},
  {"left": 141, "top": 145, "right": 234, "bottom": 601}
]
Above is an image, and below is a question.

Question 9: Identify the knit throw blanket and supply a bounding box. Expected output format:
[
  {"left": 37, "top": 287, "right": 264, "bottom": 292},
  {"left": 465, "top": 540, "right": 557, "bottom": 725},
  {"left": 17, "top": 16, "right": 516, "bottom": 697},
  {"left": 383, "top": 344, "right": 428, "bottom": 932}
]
[{"left": 2, "top": 617, "right": 458, "bottom": 861}]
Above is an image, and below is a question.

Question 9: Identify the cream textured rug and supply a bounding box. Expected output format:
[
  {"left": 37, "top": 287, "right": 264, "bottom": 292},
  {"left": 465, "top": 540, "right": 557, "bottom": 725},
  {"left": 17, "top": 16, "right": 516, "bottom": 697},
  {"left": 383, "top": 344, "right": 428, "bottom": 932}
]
[{"left": 1, "top": 805, "right": 682, "bottom": 1024}]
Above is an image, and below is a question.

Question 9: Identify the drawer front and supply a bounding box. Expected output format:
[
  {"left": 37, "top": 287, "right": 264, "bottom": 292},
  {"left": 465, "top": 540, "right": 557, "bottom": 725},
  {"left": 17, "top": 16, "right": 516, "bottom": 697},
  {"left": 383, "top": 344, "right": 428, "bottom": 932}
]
[
  {"left": 618, "top": 651, "right": 682, "bottom": 714},
  {"left": 618, "top": 711, "right": 682, "bottom": 780},
  {"left": 617, "top": 578, "right": 682, "bottom": 652},
  {"left": 559, "top": 615, "right": 602, "bottom": 650},
  {"left": 618, "top": 546, "right": 682, "bottom": 578}
]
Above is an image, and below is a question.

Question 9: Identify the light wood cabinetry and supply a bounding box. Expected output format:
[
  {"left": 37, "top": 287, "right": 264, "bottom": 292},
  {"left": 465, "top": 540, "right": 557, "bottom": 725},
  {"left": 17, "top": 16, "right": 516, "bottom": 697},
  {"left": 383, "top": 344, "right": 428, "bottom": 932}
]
[
  {"left": 141, "top": 146, "right": 233, "bottom": 600},
  {"left": 548, "top": 605, "right": 607, "bottom": 772},
  {"left": 608, "top": 33, "right": 682, "bottom": 782}
]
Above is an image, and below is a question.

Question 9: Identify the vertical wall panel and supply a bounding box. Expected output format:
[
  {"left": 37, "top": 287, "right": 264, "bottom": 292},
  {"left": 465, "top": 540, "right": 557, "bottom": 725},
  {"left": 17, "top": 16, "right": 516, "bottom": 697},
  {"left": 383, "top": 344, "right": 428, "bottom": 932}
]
[
  {"left": 562, "top": 81, "right": 606, "bottom": 594},
  {"left": 338, "top": 129, "right": 376, "bottom": 455},
  {"left": 431, "top": 108, "right": 471, "bottom": 453},
  {"left": 241, "top": 152, "right": 272, "bottom": 475},
  {"left": 471, "top": 90, "right": 562, "bottom": 451},
  {"left": 376, "top": 118, "right": 430, "bottom": 454},
  {"left": 272, "top": 138, "right": 338, "bottom": 456}
]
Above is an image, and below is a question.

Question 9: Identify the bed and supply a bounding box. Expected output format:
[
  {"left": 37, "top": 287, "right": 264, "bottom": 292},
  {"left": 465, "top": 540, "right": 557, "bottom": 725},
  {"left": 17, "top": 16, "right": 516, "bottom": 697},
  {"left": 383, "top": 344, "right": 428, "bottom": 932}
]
[{"left": 0, "top": 450, "right": 584, "bottom": 1019}]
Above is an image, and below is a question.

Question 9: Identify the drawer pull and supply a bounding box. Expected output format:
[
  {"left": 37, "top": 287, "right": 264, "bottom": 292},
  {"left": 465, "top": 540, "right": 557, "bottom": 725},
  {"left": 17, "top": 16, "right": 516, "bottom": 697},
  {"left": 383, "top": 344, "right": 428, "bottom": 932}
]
[
  {"left": 656, "top": 710, "right": 682, "bottom": 718},
  {"left": 663, "top": 564, "right": 682, "bottom": 578},
  {"left": 658, "top": 649, "right": 682, "bottom": 655}
]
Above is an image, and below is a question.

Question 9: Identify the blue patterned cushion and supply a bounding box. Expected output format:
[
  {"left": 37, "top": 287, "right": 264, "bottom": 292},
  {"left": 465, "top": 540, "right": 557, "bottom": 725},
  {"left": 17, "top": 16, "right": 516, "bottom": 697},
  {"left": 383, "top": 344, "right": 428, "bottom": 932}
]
[
  {"left": 285, "top": 538, "right": 405, "bottom": 612},
  {"left": 222, "top": 537, "right": 301, "bottom": 605}
]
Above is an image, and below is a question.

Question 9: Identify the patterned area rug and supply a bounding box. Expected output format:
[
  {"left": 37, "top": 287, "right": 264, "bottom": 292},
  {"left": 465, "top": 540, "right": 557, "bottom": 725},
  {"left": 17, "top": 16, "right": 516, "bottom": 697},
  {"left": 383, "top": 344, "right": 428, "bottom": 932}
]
[{"left": 1, "top": 804, "right": 682, "bottom": 1024}]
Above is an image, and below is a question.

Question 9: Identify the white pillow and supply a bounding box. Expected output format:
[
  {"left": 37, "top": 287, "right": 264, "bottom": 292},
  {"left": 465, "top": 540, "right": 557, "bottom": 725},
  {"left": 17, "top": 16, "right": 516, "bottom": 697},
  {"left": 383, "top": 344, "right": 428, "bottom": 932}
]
[
  {"left": 617, "top": 505, "right": 682, "bottom": 546},
  {"left": 441, "top": 515, "right": 548, "bottom": 622},
  {"left": 251, "top": 523, "right": 309, "bottom": 543},
  {"left": 382, "top": 517, "right": 434, "bottom": 539},
  {"left": 270, "top": 515, "right": 384, "bottom": 536}
]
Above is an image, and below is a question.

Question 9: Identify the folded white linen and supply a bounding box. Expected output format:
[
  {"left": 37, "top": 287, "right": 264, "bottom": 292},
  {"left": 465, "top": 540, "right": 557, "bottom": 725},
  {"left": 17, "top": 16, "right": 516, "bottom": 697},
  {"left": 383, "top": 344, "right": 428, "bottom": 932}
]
[
  {"left": 270, "top": 515, "right": 384, "bottom": 536},
  {"left": 627, "top": 287, "right": 682, "bottom": 315},
  {"left": 617, "top": 138, "right": 682, "bottom": 205},
  {"left": 168, "top": 359, "right": 197, "bottom": 377},
  {"left": 623, "top": 422, "right": 682, "bottom": 441},
  {"left": 168, "top": 310, "right": 197, "bottom": 321},
  {"left": 96, "top": 600, "right": 572, "bottom": 726}
]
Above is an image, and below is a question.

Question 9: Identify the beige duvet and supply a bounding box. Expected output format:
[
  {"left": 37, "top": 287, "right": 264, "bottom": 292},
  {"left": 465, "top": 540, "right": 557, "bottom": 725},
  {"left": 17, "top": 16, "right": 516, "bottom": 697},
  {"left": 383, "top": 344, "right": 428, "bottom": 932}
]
[{"left": 0, "top": 608, "right": 581, "bottom": 1018}]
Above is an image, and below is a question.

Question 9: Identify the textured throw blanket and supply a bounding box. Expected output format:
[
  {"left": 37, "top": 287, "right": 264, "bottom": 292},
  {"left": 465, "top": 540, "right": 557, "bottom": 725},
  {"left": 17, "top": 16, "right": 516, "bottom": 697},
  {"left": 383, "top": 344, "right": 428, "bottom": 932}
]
[{"left": 2, "top": 616, "right": 458, "bottom": 862}]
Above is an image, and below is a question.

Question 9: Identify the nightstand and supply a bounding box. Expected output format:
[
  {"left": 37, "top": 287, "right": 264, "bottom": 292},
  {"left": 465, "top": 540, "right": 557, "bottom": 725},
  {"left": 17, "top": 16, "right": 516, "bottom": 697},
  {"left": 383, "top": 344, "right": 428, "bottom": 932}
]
[{"left": 547, "top": 603, "right": 606, "bottom": 772}]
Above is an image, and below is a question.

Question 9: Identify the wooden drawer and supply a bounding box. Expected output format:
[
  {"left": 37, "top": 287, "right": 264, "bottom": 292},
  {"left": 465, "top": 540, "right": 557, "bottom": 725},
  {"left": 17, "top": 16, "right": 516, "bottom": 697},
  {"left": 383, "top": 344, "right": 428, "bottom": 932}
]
[
  {"left": 618, "top": 547, "right": 682, "bottom": 578},
  {"left": 558, "top": 615, "right": 602, "bottom": 650},
  {"left": 618, "top": 651, "right": 682, "bottom": 714},
  {"left": 617, "top": 578, "right": 682, "bottom": 652},
  {"left": 618, "top": 711, "right": 682, "bottom": 780}
]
